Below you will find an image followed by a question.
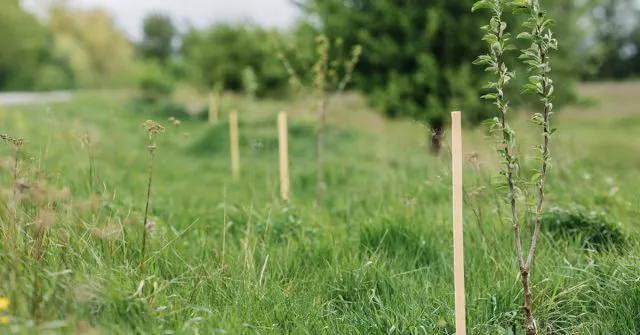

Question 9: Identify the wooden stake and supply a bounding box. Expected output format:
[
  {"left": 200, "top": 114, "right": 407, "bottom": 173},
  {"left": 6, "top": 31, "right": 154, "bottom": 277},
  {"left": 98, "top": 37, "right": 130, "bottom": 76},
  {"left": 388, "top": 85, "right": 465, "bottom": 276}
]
[
  {"left": 229, "top": 110, "right": 240, "bottom": 179},
  {"left": 278, "top": 111, "right": 290, "bottom": 201},
  {"left": 451, "top": 111, "right": 466, "bottom": 334},
  {"left": 209, "top": 91, "right": 219, "bottom": 124}
]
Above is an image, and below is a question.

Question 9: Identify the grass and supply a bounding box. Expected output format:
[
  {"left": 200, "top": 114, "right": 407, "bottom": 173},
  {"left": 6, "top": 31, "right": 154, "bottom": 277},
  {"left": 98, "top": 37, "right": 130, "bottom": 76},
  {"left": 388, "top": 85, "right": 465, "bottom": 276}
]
[{"left": 0, "top": 82, "right": 638, "bottom": 334}]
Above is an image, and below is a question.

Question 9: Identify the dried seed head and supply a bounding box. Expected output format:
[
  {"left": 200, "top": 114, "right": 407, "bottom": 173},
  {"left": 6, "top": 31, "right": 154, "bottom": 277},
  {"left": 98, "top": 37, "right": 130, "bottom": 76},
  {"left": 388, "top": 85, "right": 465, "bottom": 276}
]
[
  {"left": 142, "top": 120, "right": 165, "bottom": 137},
  {"left": 173, "top": 119, "right": 181, "bottom": 126},
  {"left": 0, "top": 134, "right": 24, "bottom": 149},
  {"left": 144, "top": 220, "right": 156, "bottom": 233},
  {"left": 168, "top": 117, "right": 176, "bottom": 123}
]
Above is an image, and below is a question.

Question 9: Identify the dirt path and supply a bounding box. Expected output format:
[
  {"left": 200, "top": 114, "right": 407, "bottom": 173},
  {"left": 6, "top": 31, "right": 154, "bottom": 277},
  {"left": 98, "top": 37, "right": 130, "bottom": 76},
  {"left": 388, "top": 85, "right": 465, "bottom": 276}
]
[{"left": 0, "top": 91, "right": 72, "bottom": 106}]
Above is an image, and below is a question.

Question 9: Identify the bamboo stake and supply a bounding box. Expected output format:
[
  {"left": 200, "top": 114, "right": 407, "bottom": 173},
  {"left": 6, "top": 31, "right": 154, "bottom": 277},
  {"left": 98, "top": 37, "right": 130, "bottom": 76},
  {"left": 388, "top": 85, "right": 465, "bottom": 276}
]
[
  {"left": 229, "top": 110, "right": 240, "bottom": 179},
  {"left": 278, "top": 111, "right": 290, "bottom": 201},
  {"left": 451, "top": 111, "right": 466, "bottom": 334},
  {"left": 209, "top": 91, "right": 219, "bottom": 124}
]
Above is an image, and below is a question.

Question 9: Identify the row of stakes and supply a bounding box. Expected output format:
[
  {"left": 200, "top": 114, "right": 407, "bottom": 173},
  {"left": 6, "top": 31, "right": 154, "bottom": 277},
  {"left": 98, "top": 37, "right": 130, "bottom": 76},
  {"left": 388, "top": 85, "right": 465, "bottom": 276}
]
[
  {"left": 210, "top": 92, "right": 466, "bottom": 333},
  {"left": 208, "top": 92, "right": 290, "bottom": 201}
]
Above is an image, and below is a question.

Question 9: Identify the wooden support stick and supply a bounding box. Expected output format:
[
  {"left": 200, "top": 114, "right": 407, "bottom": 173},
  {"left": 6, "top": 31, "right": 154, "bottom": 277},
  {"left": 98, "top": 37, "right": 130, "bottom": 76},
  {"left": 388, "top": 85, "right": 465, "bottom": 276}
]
[
  {"left": 451, "top": 111, "right": 466, "bottom": 334},
  {"left": 278, "top": 111, "right": 290, "bottom": 201},
  {"left": 209, "top": 91, "right": 219, "bottom": 124},
  {"left": 229, "top": 110, "right": 240, "bottom": 179}
]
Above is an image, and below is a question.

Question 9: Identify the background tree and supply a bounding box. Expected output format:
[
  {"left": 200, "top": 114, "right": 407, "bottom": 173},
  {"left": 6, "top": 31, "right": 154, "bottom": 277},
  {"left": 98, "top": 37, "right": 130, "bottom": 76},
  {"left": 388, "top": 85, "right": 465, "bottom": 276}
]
[
  {"left": 140, "top": 13, "right": 177, "bottom": 64},
  {"left": 0, "top": 0, "right": 51, "bottom": 90},
  {"left": 48, "top": 5, "right": 134, "bottom": 88},
  {"left": 181, "top": 24, "right": 291, "bottom": 96},
  {"left": 585, "top": 0, "right": 640, "bottom": 79},
  {"left": 297, "top": 0, "right": 588, "bottom": 153},
  {"left": 296, "top": 0, "right": 491, "bottom": 153}
]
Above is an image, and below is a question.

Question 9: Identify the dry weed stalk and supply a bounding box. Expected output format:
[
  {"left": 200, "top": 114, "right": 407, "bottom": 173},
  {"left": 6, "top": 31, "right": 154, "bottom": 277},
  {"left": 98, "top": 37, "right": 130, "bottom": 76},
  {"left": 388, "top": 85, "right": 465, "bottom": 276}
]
[{"left": 139, "top": 120, "right": 165, "bottom": 277}]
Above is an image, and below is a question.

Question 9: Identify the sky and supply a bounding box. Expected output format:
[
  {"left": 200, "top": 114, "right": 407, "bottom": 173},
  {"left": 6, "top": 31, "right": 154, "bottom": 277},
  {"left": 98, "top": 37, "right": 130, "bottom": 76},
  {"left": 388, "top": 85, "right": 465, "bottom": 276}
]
[{"left": 23, "top": 0, "right": 300, "bottom": 40}]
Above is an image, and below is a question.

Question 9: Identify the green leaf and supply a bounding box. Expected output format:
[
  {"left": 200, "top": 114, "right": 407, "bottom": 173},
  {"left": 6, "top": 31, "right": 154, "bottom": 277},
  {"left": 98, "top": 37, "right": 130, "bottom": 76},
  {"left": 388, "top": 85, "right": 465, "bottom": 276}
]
[
  {"left": 504, "top": 44, "right": 518, "bottom": 51},
  {"left": 517, "top": 32, "right": 532, "bottom": 40},
  {"left": 481, "top": 93, "right": 497, "bottom": 100},
  {"left": 471, "top": 0, "right": 493, "bottom": 12},
  {"left": 530, "top": 172, "right": 541, "bottom": 183}
]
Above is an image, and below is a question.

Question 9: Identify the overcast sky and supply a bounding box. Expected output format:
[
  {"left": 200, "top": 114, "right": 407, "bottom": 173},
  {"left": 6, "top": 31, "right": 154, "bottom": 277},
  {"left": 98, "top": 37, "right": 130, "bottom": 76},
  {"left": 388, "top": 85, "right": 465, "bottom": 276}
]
[{"left": 23, "top": 0, "right": 300, "bottom": 40}]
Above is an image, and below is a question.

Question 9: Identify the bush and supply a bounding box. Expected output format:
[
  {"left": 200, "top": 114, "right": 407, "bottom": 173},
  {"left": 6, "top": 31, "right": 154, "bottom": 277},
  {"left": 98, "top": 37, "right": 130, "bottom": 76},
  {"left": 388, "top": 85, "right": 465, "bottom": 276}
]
[
  {"left": 34, "top": 64, "right": 75, "bottom": 91},
  {"left": 137, "top": 61, "right": 175, "bottom": 103},
  {"left": 541, "top": 206, "right": 626, "bottom": 251}
]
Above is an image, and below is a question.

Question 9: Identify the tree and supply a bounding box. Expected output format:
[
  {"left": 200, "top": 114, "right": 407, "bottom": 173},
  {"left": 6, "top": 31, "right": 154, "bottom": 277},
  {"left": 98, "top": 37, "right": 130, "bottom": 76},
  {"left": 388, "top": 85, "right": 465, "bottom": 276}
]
[
  {"left": 297, "top": 0, "right": 491, "bottom": 153},
  {"left": 0, "top": 1, "right": 50, "bottom": 90},
  {"left": 48, "top": 5, "right": 134, "bottom": 88},
  {"left": 140, "top": 13, "right": 176, "bottom": 64},
  {"left": 181, "top": 24, "right": 291, "bottom": 96},
  {"left": 277, "top": 34, "right": 361, "bottom": 204},
  {"left": 586, "top": 0, "right": 640, "bottom": 79},
  {"left": 297, "top": 0, "right": 585, "bottom": 153}
]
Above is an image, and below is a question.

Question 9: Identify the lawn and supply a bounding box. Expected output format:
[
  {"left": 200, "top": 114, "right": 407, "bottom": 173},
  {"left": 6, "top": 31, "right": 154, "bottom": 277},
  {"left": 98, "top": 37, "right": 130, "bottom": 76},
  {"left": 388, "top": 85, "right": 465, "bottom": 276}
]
[{"left": 0, "top": 82, "right": 638, "bottom": 334}]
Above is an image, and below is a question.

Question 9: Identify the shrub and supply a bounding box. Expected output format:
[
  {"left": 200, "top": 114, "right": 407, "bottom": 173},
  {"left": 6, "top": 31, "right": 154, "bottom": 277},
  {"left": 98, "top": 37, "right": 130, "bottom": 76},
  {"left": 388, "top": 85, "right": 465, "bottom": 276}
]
[
  {"left": 34, "top": 64, "right": 75, "bottom": 91},
  {"left": 137, "top": 61, "right": 175, "bottom": 103}
]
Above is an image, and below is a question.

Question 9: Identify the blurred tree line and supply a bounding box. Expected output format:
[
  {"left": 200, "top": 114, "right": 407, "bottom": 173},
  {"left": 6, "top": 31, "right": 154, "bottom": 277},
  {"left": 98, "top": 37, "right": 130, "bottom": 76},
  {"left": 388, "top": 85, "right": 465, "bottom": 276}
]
[
  {"left": 1, "top": 0, "right": 639, "bottom": 136},
  {"left": 0, "top": 0, "right": 133, "bottom": 91}
]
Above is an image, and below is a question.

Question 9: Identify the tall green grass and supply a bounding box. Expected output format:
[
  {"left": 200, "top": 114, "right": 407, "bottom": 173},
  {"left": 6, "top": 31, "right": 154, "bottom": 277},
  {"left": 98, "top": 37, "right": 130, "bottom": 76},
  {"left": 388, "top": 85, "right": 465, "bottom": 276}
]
[{"left": 0, "top": 89, "right": 637, "bottom": 334}]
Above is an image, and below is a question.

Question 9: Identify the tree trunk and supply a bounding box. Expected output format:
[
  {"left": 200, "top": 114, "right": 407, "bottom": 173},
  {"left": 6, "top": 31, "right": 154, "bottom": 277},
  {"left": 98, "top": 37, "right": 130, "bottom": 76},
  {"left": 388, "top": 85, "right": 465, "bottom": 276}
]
[
  {"left": 316, "top": 97, "right": 328, "bottom": 205},
  {"left": 520, "top": 267, "right": 536, "bottom": 335},
  {"left": 430, "top": 125, "right": 443, "bottom": 155}
]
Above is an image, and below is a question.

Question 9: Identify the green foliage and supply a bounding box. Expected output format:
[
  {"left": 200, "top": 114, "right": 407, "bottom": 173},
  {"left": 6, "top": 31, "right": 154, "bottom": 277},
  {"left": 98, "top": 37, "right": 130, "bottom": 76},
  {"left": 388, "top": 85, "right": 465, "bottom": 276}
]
[
  {"left": 0, "top": 3, "right": 138, "bottom": 91},
  {"left": 0, "top": 1, "right": 51, "bottom": 90},
  {"left": 136, "top": 61, "right": 175, "bottom": 103},
  {"left": 187, "top": 118, "right": 354, "bottom": 158},
  {"left": 541, "top": 206, "right": 626, "bottom": 250},
  {"left": 241, "top": 66, "right": 259, "bottom": 100},
  {"left": 586, "top": 0, "right": 640, "bottom": 79},
  {"left": 130, "top": 98, "right": 199, "bottom": 121},
  {"left": 475, "top": 0, "right": 561, "bottom": 331},
  {"left": 33, "top": 63, "right": 75, "bottom": 91},
  {"left": 140, "top": 13, "right": 176, "bottom": 64},
  {"left": 359, "top": 220, "right": 436, "bottom": 269},
  {"left": 47, "top": 5, "right": 135, "bottom": 89},
  {"left": 181, "top": 24, "right": 291, "bottom": 97},
  {"left": 0, "top": 86, "right": 639, "bottom": 333},
  {"left": 299, "top": 0, "right": 588, "bottom": 131},
  {"left": 299, "top": 0, "right": 497, "bottom": 130}
]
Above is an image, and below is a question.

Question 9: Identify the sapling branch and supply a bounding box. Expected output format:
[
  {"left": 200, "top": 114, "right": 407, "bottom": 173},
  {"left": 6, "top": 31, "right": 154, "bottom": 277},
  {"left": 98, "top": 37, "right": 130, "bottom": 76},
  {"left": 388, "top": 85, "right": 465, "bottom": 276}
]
[
  {"left": 276, "top": 35, "right": 361, "bottom": 205},
  {"left": 473, "top": 0, "right": 524, "bottom": 269},
  {"left": 517, "top": 0, "right": 557, "bottom": 271},
  {"left": 474, "top": 0, "right": 557, "bottom": 333}
]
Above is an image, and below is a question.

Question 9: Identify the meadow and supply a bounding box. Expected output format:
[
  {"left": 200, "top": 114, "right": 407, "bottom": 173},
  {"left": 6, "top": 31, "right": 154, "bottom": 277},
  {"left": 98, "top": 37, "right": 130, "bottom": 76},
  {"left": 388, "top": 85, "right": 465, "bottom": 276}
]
[{"left": 0, "top": 82, "right": 638, "bottom": 334}]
